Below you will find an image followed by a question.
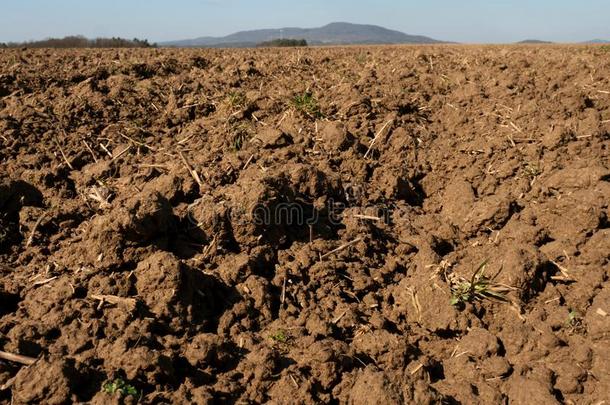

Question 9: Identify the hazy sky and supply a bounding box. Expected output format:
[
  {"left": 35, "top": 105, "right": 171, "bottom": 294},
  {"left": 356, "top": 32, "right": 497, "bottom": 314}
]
[{"left": 1, "top": 0, "right": 608, "bottom": 43}]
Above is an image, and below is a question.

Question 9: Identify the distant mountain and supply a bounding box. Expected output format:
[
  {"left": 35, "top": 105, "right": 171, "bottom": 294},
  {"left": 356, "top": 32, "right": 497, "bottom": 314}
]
[
  {"left": 583, "top": 39, "right": 610, "bottom": 44},
  {"left": 162, "top": 22, "right": 444, "bottom": 47},
  {"left": 517, "top": 39, "right": 553, "bottom": 44}
]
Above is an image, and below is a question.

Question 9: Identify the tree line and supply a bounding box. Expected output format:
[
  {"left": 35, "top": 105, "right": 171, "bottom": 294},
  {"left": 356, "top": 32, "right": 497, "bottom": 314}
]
[
  {"left": 256, "top": 39, "right": 308, "bottom": 48},
  {"left": 0, "top": 36, "right": 157, "bottom": 49}
]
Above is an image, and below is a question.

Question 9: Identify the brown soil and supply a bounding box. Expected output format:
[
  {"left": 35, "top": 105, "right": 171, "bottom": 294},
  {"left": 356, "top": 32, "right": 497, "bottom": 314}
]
[{"left": 0, "top": 45, "right": 608, "bottom": 404}]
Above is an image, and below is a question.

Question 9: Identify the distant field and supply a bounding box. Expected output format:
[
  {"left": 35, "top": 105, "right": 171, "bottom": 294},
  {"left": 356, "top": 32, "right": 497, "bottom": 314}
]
[{"left": 0, "top": 45, "right": 608, "bottom": 403}]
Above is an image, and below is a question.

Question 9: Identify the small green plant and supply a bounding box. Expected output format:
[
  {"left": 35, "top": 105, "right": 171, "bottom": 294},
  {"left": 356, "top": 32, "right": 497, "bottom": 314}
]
[
  {"left": 102, "top": 378, "right": 139, "bottom": 398},
  {"left": 227, "top": 91, "right": 247, "bottom": 109},
  {"left": 450, "top": 261, "right": 509, "bottom": 306},
  {"left": 232, "top": 132, "right": 249, "bottom": 151},
  {"left": 230, "top": 123, "right": 251, "bottom": 151},
  {"left": 600, "top": 45, "right": 610, "bottom": 52},
  {"left": 292, "top": 92, "right": 322, "bottom": 118},
  {"left": 566, "top": 309, "right": 582, "bottom": 328},
  {"left": 523, "top": 162, "right": 541, "bottom": 178},
  {"left": 269, "top": 329, "right": 288, "bottom": 343}
]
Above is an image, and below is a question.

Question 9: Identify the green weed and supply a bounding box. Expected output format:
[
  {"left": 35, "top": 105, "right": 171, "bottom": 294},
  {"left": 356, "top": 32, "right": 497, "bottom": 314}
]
[
  {"left": 523, "top": 162, "right": 541, "bottom": 178},
  {"left": 450, "top": 261, "right": 509, "bottom": 306},
  {"left": 102, "top": 378, "right": 139, "bottom": 398},
  {"left": 227, "top": 91, "right": 247, "bottom": 109},
  {"left": 292, "top": 92, "right": 322, "bottom": 118},
  {"left": 232, "top": 132, "right": 249, "bottom": 151},
  {"left": 269, "top": 329, "right": 288, "bottom": 343},
  {"left": 230, "top": 123, "right": 251, "bottom": 151},
  {"left": 566, "top": 309, "right": 582, "bottom": 327}
]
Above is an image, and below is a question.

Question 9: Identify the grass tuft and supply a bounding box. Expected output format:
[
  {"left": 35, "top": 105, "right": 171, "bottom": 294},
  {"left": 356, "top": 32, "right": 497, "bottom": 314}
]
[
  {"left": 227, "top": 91, "right": 247, "bottom": 109},
  {"left": 230, "top": 122, "right": 251, "bottom": 151},
  {"left": 450, "top": 261, "right": 509, "bottom": 306},
  {"left": 292, "top": 92, "right": 322, "bottom": 118}
]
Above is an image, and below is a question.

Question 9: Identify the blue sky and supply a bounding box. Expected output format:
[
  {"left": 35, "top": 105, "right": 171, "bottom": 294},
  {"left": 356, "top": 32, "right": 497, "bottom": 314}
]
[{"left": 1, "top": 0, "right": 608, "bottom": 43}]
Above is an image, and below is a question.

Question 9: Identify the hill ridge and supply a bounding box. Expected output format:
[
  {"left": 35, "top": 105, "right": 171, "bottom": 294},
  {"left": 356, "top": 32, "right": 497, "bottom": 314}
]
[{"left": 162, "top": 22, "right": 444, "bottom": 47}]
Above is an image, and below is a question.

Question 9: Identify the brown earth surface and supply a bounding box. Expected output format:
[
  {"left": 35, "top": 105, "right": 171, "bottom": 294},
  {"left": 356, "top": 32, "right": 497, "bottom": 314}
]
[{"left": 0, "top": 45, "right": 609, "bottom": 404}]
